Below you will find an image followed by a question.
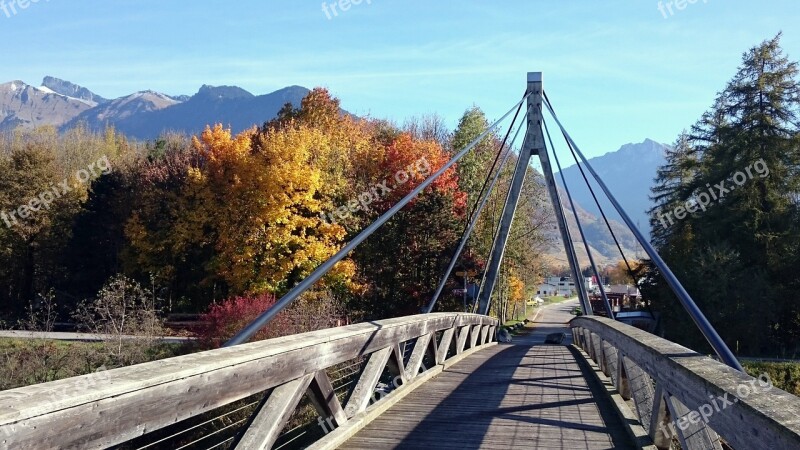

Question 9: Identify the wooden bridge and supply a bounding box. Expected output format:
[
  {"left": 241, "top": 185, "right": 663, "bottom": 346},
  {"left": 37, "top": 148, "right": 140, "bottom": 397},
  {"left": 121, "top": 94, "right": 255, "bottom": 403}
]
[
  {"left": 2, "top": 300, "right": 799, "bottom": 449},
  {"left": 3, "top": 72, "right": 800, "bottom": 449}
]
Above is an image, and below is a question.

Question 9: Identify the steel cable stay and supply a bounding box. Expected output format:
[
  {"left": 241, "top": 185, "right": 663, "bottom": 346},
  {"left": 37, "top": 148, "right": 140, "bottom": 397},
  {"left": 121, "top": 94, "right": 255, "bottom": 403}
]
[
  {"left": 472, "top": 113, "right": 532, "bottom": 315},
  {"left": 460, "top": 93, "right": 527, "bottom": 239},
  {"left": 562, "top": 135, "right": 641, "bottom": 284},
  {"left": 542, "top": 91, "right": 744, "bottom": 372},
  {"left": 558, "top": 127, "right": 659, "bottom": 321},
  {"left": 542, "top": 116, "right": 615, "bottom": 319},
  {"left": 425, "top": 101, "right": 529, "bottom": 313},
  {"left": 224, "top": 93, "right": 532, "bottom": 347}
]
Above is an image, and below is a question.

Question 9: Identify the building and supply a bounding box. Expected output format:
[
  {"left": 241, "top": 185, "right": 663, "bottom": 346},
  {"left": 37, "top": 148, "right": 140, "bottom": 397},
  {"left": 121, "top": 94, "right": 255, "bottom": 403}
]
[
  {"left": 536, "top": 283, "right": 558, "bottom": 297},
  {"left": 539, "top": 276, "right": 576, "bottom": 297},
  {"left": 607, "top": 284, "right": 641, "bottom": 309}
]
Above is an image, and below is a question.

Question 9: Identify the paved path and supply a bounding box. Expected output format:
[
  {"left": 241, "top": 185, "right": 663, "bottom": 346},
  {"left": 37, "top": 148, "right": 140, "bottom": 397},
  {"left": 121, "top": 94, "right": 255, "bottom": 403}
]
[{"left": 339, "top": 300, "right": 635, "bottom": 449}]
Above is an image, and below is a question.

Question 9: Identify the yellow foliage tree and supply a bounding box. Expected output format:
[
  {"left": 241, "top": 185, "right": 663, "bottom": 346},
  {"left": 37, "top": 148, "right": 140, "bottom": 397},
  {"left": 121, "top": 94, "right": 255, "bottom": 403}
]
[{"left": 189, "top": 124, "right": 355, "bottom": 294}]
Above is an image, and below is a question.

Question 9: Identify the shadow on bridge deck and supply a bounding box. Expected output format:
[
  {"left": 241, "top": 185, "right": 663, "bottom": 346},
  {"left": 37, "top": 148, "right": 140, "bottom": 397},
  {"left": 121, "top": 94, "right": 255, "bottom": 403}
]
[{"left": 339, "top": 302, "right": 635, "bottom": 449}]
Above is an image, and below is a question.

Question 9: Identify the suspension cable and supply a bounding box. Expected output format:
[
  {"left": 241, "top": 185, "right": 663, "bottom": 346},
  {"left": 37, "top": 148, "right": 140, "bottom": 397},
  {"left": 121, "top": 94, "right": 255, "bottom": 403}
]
[
  {"left": 425, "top": 103, "right": 528, "bottom": 313},
  {"left": 559, "top": 131, "right": 658, "bottom": 321},
  {"left": 542, "top": 116, "right": 615, "bottom": 319},
  {"left": 461, "top": 96, "right": 526, "bottom": 237},
  {"left": 225, "top": 94, "right": 532, "bottom": 346},
  {"left": 542, "top": 91, "right": 743, "bottom": 372},
  {"left": 559, "top": 126, "right": 640, "bottom": 286}
]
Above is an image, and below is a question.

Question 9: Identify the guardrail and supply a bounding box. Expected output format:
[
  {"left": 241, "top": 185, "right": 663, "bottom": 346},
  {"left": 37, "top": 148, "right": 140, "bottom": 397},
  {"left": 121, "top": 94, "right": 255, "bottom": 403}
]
[
  {"left": 571, "top": 316, "right": 800, "bottom": 450},
  {"left": 0, "top": 313, "right": 497, "bottom": 450}
]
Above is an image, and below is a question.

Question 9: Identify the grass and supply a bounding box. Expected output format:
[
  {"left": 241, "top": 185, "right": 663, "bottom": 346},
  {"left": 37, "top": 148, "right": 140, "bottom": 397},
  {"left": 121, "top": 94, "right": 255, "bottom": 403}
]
[
  {"left": 543, "top": 295, "right": 577, "bottom": 304},
  {"left": 742, "top": 361, "right": 800, "bottom": 397},
  {"left": 0, "top": 337, "right": 192, "bottom": 391}
]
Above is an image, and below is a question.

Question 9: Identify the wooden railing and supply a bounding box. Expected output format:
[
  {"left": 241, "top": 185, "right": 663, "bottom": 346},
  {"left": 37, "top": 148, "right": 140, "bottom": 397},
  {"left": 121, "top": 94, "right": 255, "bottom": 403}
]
[
  {"left": 0, "top": 313, "right": 498, "bottom": 450},
  {"left": 571, "top": 316, "right": 800, "bottom": 450}
]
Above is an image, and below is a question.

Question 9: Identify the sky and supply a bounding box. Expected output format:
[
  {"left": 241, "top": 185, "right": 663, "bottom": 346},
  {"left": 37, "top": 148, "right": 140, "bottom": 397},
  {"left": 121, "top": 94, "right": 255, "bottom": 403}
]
[{"left": 2, "top": 0, "right": 799, "bottom": 161}]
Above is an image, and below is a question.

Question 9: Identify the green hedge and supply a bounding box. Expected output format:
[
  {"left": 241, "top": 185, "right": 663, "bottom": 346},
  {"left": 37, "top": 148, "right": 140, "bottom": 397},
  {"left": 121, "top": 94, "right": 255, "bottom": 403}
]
[{"left": 743, "top": 361, "right": 800, "bottom": 397}]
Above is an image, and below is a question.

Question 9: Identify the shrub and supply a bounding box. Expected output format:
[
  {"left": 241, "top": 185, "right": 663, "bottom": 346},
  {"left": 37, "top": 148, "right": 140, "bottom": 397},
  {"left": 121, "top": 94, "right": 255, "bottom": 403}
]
[
  {"left": 73, "top": 274, "right": 165, "bottom": 365},
  {"left": 744, "top": 361, "right": 800, "bottom": 397},
  {"left": 199, "top": 291, "right": 345, "bottom": 348}
]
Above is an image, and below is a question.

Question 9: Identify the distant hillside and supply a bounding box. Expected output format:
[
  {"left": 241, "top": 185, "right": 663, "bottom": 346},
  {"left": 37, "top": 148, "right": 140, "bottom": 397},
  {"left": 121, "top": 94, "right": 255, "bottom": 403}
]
[
  {"left": 543, "top": 185, "right": 646, "bottom": 268},
  {"left": 556, "top": 139, "right": 668, "bottom": 242},
  {"left": 0, "top": 76, "right": 310, "bottom": 139},
  {"left": 0, "top": 81, "right": 92, "bottom": 131},
  {"left": 104, "top": 85, "right": 310, "bottom": 139}
]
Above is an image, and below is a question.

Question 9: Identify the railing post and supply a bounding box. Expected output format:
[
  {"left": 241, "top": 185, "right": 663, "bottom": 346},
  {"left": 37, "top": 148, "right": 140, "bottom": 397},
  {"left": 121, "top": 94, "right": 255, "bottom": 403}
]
[
  {"left": 436, "top": 328, "right": 455, "bottom": 364},
  {"left": 235, "top": 374, "right": 315, "bottom": 450},
  {"left": 404, "top": 333, "right": 433, "bottom": 380},
  {"left": 307, "top": 371, "right": 348, "bottom": 428},
  {"left": 344, "top": 347, "right": 393, "bottom": 418},
  {"left": 664, "top": 391, "right": 723, "bottom": 450}
]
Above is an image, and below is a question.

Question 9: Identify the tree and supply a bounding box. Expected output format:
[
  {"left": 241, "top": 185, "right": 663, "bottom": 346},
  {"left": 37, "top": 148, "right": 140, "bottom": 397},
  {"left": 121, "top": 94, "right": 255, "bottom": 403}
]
[{"left": 647, "top": 34, "right": 800, "bottom": 355}]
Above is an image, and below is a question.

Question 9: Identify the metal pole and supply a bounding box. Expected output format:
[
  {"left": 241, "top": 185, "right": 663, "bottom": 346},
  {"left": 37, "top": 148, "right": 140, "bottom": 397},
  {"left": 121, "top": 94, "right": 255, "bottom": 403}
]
[
  {"left": 477, "top": 75, "right": 543, "bottom": 316},
  {"left": 531, "top": 76, "right": 591, "bottom": 315},
  {"left": 543, "top": 118, "right": 614, "bottom": 319},
  {"left": 536, "top": 140, "right": 592, "bottom": 315},
  {"left": 543, "top": 97, "right": 743, "bottom": 372},
  {"left": 224, "top": 95, "right": 530, "bottom": 346}
]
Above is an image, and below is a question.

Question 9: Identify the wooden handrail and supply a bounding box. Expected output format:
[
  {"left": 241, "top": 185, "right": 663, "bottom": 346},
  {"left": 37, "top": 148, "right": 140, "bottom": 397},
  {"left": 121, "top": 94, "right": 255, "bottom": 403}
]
[
  {"left": 0, "top": 313, "right": 497, "bottom": 449},
  {"left": 571, "top": 316, "right": 800, "bottom": 450}
]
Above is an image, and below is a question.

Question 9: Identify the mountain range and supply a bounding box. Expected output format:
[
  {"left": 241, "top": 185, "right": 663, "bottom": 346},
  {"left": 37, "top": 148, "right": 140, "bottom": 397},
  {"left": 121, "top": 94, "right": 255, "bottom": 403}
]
[
  {"left": 544, "top": 139, "right": 668, "bottom": 268},
  {"left": 0, "top": 77, "right": 309, "bottom": 139}
]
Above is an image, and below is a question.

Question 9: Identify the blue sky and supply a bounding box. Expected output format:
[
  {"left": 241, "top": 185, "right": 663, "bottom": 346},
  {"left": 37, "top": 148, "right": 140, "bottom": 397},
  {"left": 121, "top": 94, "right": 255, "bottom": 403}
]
[{"left": 1, "top": 0, "right": 798, "bottom": 159}]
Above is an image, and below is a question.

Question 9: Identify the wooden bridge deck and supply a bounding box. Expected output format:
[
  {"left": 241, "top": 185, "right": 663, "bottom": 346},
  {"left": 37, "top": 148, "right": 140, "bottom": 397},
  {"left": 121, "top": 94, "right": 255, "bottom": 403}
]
[{"left": 339, "top": 301, "right": 635, "bottom": 449}]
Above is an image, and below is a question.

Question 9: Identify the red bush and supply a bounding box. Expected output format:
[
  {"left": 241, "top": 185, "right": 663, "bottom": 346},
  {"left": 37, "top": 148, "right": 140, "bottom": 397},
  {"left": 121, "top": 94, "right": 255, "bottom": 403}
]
[
  {"left": 199, "top": 291, "right": 346, "bottom": 348},
  {"left": 199, "top": 293, "right": 292, "bottom": 348}
]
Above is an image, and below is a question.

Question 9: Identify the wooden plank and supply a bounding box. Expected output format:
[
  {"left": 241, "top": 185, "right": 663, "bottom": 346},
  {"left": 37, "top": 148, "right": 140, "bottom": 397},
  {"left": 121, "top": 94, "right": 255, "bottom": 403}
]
[
  {"left": 590, "top": 332, "right": 603, "bottom": 369},
  {"left": 435, "top": 328, "right": 455, "bottom": 365},
  {"left": 455, "top": 325, "right": 469, "bottom": 354},
  {"left": 664, "top": 392, "right": 723, "bottom": 450},
  {"left": 339, "top": 341, "right": 636, "bottom": 449},
  {"left": 425, "top": 333, "right": 438, "bottom": 366},
  {"left": 604, "top": 341, "right": 619, "bottom": 386},
  {"left": 307, "top": 370, "right": 347, "bottom": 427},
  {"left": 623, "top": 356, "right": 655, "bottom": 432},
  {"left": 386, "top": 343, "right": 406, "bottom": 385},
  {"left": 587, "top": 329, "right": 596, "bottom": 360},
  {"left": 235, "top": 374, "right": 314, "bottom": 450},
  {"left": 344, "top": 347, "right": 393, "bottom": 418},
  {"left": 404, "top": 332, "right": 432, "bottom": 380},
  {"left": 468, "top": 324, "right": 480, "bottom": 349},
  {"left": 616, "top": 352, "right": 631, "bottom": 400},
  {"left": 649, "top": 383, "right": 673, "bottom": 450}
]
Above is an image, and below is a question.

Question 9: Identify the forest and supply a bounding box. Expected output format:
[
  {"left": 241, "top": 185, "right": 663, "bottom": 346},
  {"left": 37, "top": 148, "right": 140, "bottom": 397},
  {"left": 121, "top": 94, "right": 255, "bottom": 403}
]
[{"left": 0, "top": 88, "right": 552, "bottom": 350}]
